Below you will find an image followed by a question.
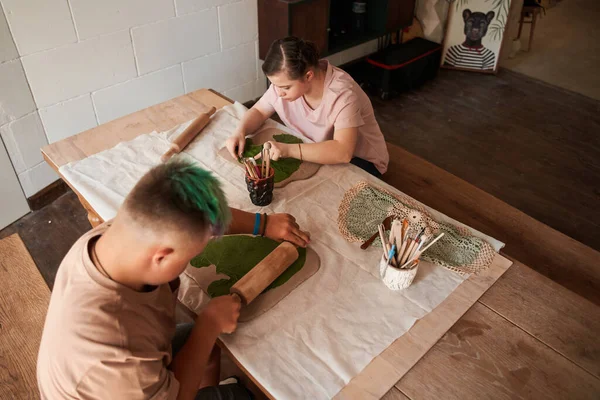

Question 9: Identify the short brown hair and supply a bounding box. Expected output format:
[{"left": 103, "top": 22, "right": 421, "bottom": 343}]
[
  {"left": 262, "top": 36, "right": 320, "bottom": 80},
  {"left": 122, "top": 159, "right": 231, "bottom": 236}
]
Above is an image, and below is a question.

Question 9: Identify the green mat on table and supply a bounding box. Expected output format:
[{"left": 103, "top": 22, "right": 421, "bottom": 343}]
[{"left": 190, "top": 235, "right": 307, "bottom": 297}]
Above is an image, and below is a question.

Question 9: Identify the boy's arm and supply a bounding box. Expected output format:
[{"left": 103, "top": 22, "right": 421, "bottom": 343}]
[
  {"left": 226, "top": 208, "right": 310, "bottom": 248},
  {"left": 171, "top": 296, "right": 240, "bottom": 400}
]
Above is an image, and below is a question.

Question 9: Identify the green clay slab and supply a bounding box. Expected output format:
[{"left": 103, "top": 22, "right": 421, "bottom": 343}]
[
  {"left": 218, "top": 128, "right": 321, "bottom": 188},
  {"left": 182, "top": 235, "right": 320, "bottom": 322}
]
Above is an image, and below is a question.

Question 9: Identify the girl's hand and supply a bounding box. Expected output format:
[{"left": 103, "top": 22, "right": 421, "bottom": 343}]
[
  {"left": 254, "top": 141, "right": 289, "bottom": 161},
  {"left": 225, "top": 133, "right": 246, "bottom": 159}
]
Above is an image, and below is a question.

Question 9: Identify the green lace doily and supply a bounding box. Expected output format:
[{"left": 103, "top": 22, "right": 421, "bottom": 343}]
[{"left": 338, "top": 181, "right": 496, "bottom": 275}]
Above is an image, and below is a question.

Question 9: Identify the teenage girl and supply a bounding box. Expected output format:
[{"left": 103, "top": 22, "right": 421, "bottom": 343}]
[{"left": 225, "top": 36, "right": 389, "bottom": 177}]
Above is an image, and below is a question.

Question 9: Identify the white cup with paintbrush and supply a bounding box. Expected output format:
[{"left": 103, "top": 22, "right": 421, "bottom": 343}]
[{"left": 378, "top": 219, "right": 444, "bottom": 290}]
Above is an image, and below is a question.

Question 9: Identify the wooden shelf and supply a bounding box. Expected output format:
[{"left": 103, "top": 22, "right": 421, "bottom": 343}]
[
  {"left": 326, "top": 30, "right": 381, "bottom": 56},
  {"left": 258, "top": 0, "right": 415, "bottom": 60}
]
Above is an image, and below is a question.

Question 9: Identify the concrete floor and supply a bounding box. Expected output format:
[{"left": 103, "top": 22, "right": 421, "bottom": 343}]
[{"left": 502, "top": 0, "right": 600, "bottom": 100}]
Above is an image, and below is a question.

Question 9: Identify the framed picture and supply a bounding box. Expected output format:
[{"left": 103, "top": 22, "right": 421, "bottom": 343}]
[{"left": 441, "top": 0, "right": 512, "bottom": 74}]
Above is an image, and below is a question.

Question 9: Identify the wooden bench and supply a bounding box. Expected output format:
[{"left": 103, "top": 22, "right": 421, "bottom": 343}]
[{"left": 0, "top": 234, "right": 50, "bottom": 399}]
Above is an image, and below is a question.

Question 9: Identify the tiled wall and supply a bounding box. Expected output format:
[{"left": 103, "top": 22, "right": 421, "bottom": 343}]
[{"left": 0, "top": 0, "right": 379, "bottom": 197}]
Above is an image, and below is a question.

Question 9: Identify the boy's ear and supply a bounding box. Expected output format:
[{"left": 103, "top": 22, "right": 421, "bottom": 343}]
[{"left": 153, "top": 247, "right": 174, "bottom": 265}]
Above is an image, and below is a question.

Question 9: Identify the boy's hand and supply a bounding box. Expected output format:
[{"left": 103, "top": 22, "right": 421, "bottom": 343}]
[
  {"left": 201, "top": 296, "right": 241, "bottom": 335},
  {"left": 265, "top": 213, "right": 311, "bottom": 248}
]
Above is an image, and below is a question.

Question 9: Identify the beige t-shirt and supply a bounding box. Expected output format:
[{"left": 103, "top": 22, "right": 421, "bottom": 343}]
[{"left": 37, "top": 222, "right": 180, "bottom": 399}]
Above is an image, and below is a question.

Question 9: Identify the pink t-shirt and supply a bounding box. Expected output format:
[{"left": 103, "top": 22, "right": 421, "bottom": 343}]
[{"left": 256, "top": 60, "right": 389, "bottom": 174}]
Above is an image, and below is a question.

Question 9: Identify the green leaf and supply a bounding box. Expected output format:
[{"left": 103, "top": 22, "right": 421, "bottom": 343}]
[
  {"left": 242, "top": 139, "right": 263, "bottom": 159},
  {"left": 272, "top": 133, "right": 303, "bottom": 144},
  {"left": 190, "top": 236, "right": 307, "bottom": 298},
  {"left": 241, "top": 133, "right": 305, "bottom": 183}
]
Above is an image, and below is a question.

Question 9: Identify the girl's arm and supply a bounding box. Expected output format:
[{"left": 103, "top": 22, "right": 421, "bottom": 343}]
[
  {"left": 225, "top": 105, "right": 273, "bottom": 158},
  {"left": 236, "top": 105, "right": 273, "bottom": 137},
  {"left": 263, "top": 127, "right": 359, "bottom": 165}
]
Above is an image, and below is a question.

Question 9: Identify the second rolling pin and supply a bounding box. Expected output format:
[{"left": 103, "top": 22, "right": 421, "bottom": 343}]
[
  {"left": 230, "top": 241, "right": 299, "bottom": 305},
  {"left": 160, "top": 106, "right": 217, "bottom": 162}
]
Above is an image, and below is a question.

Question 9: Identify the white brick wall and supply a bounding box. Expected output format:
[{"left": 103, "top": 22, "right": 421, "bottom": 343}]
[
  {"left": 22, "top": 31, "right": 137, "bottom": 107},
  {"left": 175, "top": 0, "right": 237, "bottom": 16},
  {"left": 18, "top": 161, "right": 58, "bottom": 197},
  {"left": 225, "top": 80, "right": 258, "bottom": 103},
  {"left": 0, "top": 59, "right": 36, "bottom": 125},
  {"left": 132, "top": 9, "right": 219, "bottom": 75},
  {"left": 0, "top": 112, "right": 48, "bottom": 174},
  {"left": 39, "top": 95, "right": 98, "bottom": 143},
  {"left": 256, "top": 40, "right": 267, "bottom": 94},
  {"left": 183, "top": 42, "right": 256, "bottom": 93},
  {"left": 218, "top": 0, "right": 258, "bottom": 50},
  {"left": 2, "top": 0, "right": 77, "bottom": 55},
  {"left": 0, "top": 0, "right": 373, "bottom": 197},
  {"left": 93, "top": 66, "right": 185, "bottom": 123},
  {"left": 70, "top": 0, "right": 175, "bottom": 40},
  {"left": 0, "top": 5, "right": 17, "bottom": 62}
]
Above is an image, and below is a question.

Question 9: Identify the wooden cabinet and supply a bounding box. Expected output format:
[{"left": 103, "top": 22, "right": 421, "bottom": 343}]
[{"left": 258, "top": 0, "right": 416, "bottom": 59}]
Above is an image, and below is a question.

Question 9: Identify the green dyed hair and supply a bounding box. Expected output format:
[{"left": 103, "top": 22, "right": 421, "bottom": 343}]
[{"left": 124, "top": 159, "right": 231, "bottom": 236}]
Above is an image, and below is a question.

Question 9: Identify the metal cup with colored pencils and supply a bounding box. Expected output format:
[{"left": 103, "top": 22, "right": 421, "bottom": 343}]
[
  {"left": 378, "top": 218, "right": 445, "bottom": 290},
  {"left": 242, "top": 143, "right": 274, "bottom": 207}
]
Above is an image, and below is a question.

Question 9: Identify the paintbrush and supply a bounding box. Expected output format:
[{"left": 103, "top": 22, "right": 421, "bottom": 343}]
[
  {"left": 401, "top": 258, "right": 419, "bottom": 270},
  {"left": 387, "top": 244, "right": 397, "bottom": 267},
  {"left": 248, "top": 157, "right": 261, "bottom": 178},
  {"left": 401, "top": 219, "right": 408, "bottom": 241},
  {"left": 415, "top": 227, "right": 426, "bottom": 242},
  {"left": 406, "top": 230, "right": 426, "bottom": 262},
  {"left": 244, "top": 159, "right": 257, "bottom": 179},
  {"left": 396, "top": 237, "right": 408, "bottom": 265},
  {"left": 390, "top": 219, "right": 400, "bottom": 248},
  {"left": 407, "top": 234, "right": 427, "bottom": 262},
  {"left": 264, "top": 142, "right": 272, "bottom": 177},
  {"left": 378, "top": 224, "right": 390, "bottom": 255},
  {"left": 399, "top": 237, "right": 413, "bottom": 265},
  {"left": 413, "top": 233, "right": 445, "bottom": 260}
]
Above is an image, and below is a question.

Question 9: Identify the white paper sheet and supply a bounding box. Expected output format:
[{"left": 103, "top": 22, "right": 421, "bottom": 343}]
[{"left": 60, "top": 103, "right": 504, "bottom": 399}]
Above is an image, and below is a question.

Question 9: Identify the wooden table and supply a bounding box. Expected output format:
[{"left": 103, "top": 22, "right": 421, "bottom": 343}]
[{"left": 42, "top": 89, "right": 600, "bottom": 399}]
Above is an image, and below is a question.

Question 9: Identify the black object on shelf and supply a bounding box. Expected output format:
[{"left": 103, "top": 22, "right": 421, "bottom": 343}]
[{"left": 360, "top": 38, "right": 443, "bottom": 100}]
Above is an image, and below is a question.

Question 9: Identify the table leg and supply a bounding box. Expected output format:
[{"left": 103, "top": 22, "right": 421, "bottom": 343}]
[
  {"left": 86, "top": 209, "right": 102, "bottom": 228},
  {"left": 74, "top": 193, "right": 103, "bottom": 228}
]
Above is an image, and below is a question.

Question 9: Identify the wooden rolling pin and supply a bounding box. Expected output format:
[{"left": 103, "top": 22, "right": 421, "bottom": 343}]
[
  {"left": 230, "top": 242, "right": 299, "bottom": 305},
  {"left": 160, "top": 106, "right": 217, "bottom": 162}
]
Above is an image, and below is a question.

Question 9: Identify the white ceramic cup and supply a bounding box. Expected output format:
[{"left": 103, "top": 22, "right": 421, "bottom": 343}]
[{"left": 379, "top": 256, "right": 418, "bottom": 290}]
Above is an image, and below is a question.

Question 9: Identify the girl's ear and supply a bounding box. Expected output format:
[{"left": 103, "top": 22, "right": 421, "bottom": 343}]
[{"left": 305, "top": 69, "right": 314, "bottom": 82}]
